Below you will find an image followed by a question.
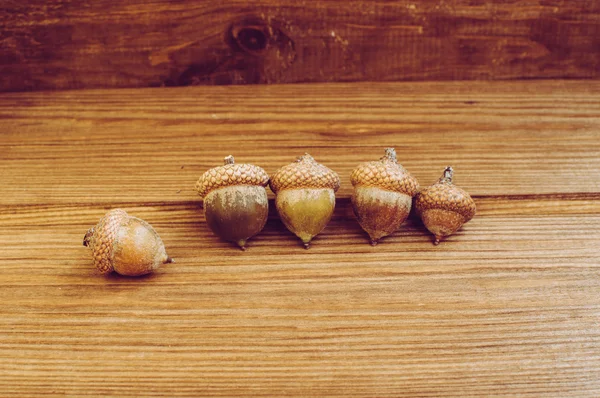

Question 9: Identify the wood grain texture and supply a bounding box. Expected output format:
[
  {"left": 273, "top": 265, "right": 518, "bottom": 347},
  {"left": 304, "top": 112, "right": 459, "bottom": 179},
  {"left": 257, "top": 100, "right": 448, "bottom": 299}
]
[
  {"left": 1, "top": 80, "right": 599, "bottom": 205},
  {"left": 0, "top": 80, "right": 600, "bottom": 397},
  {"left": 1, "top": 0, "right": 600, "bottom": 92}
]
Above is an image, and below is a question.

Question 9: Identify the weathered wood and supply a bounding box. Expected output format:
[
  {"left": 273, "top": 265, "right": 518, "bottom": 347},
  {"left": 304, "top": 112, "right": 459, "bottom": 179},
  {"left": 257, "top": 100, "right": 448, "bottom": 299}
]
[
  {"left": 1, "top": 81, "right": 599, "bottom": 206},
  {"left": 0, "top": 81, "right": 599, "bottom": 396},
  {"left": 1, "top": 0, "right": 599, "bottom": 92},
  {"left": 1, "top": 207, "right": 600, "bottom": 396}
]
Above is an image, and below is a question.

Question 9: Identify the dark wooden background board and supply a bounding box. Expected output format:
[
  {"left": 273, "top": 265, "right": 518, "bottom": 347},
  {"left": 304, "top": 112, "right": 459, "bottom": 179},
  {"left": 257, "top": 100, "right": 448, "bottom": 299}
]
[
  {"left": 1, "top": 81, "right": 600, "bottom": 396},
  {"left": 1, "top": 0, "right": 600, "bottom": 92}
]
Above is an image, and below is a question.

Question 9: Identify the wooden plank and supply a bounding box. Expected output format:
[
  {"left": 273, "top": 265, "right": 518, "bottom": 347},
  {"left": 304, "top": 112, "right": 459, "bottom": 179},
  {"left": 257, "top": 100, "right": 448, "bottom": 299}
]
[
  {"left": 1, "top": 0, "right": 600, "bottom": 92},
  {"left": 0, "top": 210, "right": 599, "bottom": 396},
  {"left": 1, "top": 81, "right": 599, "bottom": 206},
  {"left": 0, "top": 80, "right": 599, "bottom": 396}
]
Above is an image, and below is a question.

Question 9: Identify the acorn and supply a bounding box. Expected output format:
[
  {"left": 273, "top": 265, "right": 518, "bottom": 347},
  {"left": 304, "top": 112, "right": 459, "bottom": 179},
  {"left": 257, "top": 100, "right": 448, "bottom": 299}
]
[
  {"left": 195, "top": 155, "right": 269, "bottom": 250},
  {"left": 270, "top": 153, "right": 340, "bottom": 248},
  {"left": 415, "top": 166, "right": 476, "bottom": 245},
  {"left": 350, "top": 148, "right": 420, "bottom": 245},
  {"left": 83, "top": 209, "right": 173, "bottom": 276}
]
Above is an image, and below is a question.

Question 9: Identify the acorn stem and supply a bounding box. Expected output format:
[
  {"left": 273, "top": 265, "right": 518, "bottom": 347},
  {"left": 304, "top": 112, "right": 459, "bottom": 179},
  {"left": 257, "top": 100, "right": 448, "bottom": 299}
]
[
  {"left": 165, "top": 257, "right": 175, "bottom": 264},
  {"left": 442, "top": 166, "right": 454, "bottom": 182},
  {"left": 297, "top": 153, "right": 314, "bottom": 163},
  {"left": 303, "top": 242, "right": 310, "bottom": 249},
  {"left": 434, "top": 236, "right": 441, "bottom": 245},
  {"left": 383, "top": 148, "right": 397, "bottom": 162},
  {"left": 224, "top": 155, "right": 235, "bottom": 165},
  {"left": 83, "top": 227, "right": 94, "bottom": 247},
  {"left": 370, "top": 239, "right": 378, "bottom": 246}
]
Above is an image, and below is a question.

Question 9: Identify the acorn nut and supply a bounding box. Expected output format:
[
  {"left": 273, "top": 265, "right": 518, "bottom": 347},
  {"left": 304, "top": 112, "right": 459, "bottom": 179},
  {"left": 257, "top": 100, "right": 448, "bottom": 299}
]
[
  {"left": 83, "top": 209, "right": 173, "bottom": 276},
  {"left": 196, "top": 155, "right": 269, "bottom": 250},
  {"left": 350, "top": 148, "right": 420, "bottom": 245},
  {"left": 270, "top": 153, "right": 340, "bottom": 248},
  {"left": 415, "top": 166, "right": 476, "bottom": 245}
]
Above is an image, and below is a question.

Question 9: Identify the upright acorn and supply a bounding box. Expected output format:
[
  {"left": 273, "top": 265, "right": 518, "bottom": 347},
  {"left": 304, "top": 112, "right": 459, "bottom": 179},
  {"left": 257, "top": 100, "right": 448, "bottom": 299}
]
[
  {"left": 196, "top": 155, "right": 269, "bottom": 250},
  {"left": 270, "top": 154, "right": 340, "bottom": 248},
  {"left": 83, "top": 209, "right": 173, "bottom": 276},
  {"left": 350, "top": 148, "right": 419, "bottom": 245},
  {"left": 415, "top": 166, "right": 476, "bottom": 245}
]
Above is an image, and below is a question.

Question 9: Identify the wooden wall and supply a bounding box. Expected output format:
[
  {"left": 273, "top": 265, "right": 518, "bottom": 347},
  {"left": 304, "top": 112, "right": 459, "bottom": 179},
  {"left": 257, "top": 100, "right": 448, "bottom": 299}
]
[{"left": 1, "top": 0, "right": 599, "bottom": 92}]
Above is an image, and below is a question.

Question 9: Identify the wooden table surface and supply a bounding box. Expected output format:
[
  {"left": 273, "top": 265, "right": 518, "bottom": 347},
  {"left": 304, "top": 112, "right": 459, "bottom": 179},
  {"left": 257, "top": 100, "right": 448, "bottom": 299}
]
[{"left": 1, "top": 80, "right": 599, "bottom": 397}]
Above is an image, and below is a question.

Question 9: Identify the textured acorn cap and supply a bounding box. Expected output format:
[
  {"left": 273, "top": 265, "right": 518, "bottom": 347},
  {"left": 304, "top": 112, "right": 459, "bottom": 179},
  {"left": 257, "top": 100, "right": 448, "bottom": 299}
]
[
  {"left": 350, "top": 148, "right": 419, "bottom": 197},
  {"left": 415, "top": 167, "right": 476, "bottom": 220},
  {"left": 269, "top": 153, "right": 340, "bottom": 194},
  {"left": 195, "top": 155, "right": 269, "bottom": 200},
  {"left": 83, "top": 209, "right": 173, "bottom": 275},
  {"left": 83, "top": 209, "right": 128, "bottom": 274}
]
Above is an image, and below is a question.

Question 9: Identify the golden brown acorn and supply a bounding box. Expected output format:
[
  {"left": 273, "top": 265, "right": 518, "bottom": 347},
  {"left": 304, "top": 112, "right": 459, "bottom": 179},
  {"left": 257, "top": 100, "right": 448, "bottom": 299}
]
[
  {"left": 83, "top": 209, "right": 173, "bottom": 276},
  {"left": 415, "top": 166, "right": 476, "bottom": 245},
  {"left": 270, "top": 153, "right": 340, "bottom": 248},
  {"left": 195, "top": 155, "right": 269, "bottom": 250},
  {"left": 350, "top": 148, "right": 419, "bottom": 245}
]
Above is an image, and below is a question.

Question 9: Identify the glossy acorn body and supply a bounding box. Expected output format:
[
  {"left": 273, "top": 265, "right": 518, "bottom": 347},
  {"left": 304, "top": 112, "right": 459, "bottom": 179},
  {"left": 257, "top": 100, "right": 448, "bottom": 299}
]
[
  {"left": 276, "top": 188, "right": 335, "bottom": 245},
  {"left": 415, "top": 167, "right": 476, "bottom": 245},
  {"left": 350, "top": 148, "right": 419, "bottom": 245},
  {"left": 270, "top": 154, "right": 340, "bottom": 248},
  {"left": 196, "top": 155, "right": 269, "bottom": 250},
  {"left": 203, "top": 185, "right": 268, "bottom": 248},
  {"left": 83, "top": 209, "right": 173, "bottom": 276},
  {"left": 352, "top": 186, "right": 413, "bottom": 244}
]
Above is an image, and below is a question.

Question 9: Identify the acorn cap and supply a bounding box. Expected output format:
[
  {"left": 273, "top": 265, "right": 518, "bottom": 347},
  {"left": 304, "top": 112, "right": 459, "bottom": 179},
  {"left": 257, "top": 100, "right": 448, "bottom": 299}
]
[
  {"left": 350, "top": 148, "right": 419, "bottom": 196},
  {"left": 83, "top": 209, "right": 128, "bottom": 274},
  {"left": 270, "top": 153, "right": 340, "bottom": 194},
  {"left": 195, "top": 155, "right": 269, "bottom": 200},
  {"left": 415, "top": 167, "right": 476, "bottom": 220}
]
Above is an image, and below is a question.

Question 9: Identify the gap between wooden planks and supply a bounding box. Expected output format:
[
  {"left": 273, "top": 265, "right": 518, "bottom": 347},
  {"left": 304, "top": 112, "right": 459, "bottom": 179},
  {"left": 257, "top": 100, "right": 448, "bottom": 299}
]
[{"left": 0, "top": 81, "right": 599, "bottom": 397}]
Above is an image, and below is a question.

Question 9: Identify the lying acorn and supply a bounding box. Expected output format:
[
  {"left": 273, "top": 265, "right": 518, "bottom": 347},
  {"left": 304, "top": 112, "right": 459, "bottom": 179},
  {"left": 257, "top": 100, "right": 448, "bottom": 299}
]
[
  {"left": 196, "top": 155, "right": 269, "bottom": 250},
  {"left": 415, "top": 166, "right": 476, "bottom": 245},
  {"left": 270, "top": 153, "right": 340, "bottom": 248},
  {"left": 83, "top": 209, "right": 173, "bottom": 276},
  {"left": 350, "top": 148, "right": 419, "bottom": 245}
]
